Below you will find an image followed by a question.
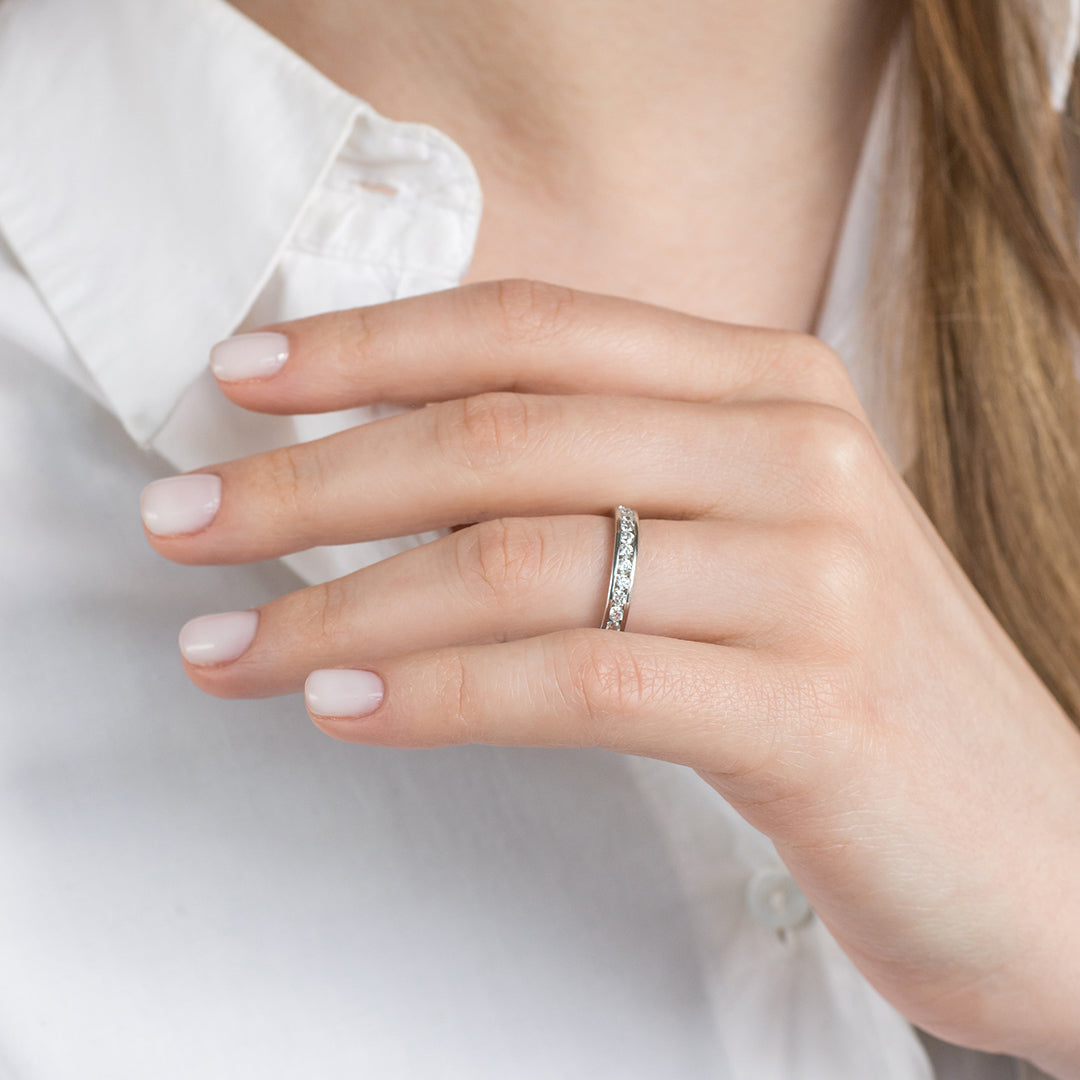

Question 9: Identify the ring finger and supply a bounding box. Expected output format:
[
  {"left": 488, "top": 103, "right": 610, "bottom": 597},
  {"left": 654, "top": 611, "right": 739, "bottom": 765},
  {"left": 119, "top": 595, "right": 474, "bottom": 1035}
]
[{"left": 180, "top": 514, "right": 853, "bottom": 699}]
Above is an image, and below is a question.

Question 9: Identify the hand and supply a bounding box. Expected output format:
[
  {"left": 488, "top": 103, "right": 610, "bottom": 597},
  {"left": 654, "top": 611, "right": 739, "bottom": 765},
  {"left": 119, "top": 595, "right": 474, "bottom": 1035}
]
[{"left": 141, "top": 281, "right": 1080, "bottom": 1075}]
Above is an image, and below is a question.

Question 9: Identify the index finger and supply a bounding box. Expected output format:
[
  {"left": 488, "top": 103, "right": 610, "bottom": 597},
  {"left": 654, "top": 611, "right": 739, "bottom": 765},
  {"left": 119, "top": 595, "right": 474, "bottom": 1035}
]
[{"left": 210, "top": 279, "right": 862, "bottom": 415}]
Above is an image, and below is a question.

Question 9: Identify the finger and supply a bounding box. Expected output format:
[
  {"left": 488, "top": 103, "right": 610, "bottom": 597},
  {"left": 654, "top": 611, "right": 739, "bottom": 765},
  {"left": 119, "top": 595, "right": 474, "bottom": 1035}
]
[
  {"left": 209, "top": 279, "right": 862, "bottom": 415},
  {"left": 142, "top": 394, "right": 884, "bottom": 564},
  {"left": 300, "top": 628, "right": 809, "bottom": 789},
  {"left": 178, "top": 515, "right": 851, "bottom": 699}
]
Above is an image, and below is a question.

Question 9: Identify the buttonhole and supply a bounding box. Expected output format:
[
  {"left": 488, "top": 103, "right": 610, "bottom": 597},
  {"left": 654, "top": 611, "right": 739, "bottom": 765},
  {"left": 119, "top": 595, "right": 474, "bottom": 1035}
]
[{"left": 357, "top": 181, "right": 399, "bottom": 197}]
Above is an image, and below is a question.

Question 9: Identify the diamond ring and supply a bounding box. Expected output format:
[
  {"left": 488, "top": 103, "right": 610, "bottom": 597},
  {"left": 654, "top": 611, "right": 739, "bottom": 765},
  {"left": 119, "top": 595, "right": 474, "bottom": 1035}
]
[{"left": 601, "top": 505, "right": 638, "bottom": 631}]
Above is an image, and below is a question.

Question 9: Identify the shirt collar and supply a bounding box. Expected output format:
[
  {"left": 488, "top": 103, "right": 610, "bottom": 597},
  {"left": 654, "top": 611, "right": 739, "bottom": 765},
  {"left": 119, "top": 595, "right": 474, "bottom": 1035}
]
[{"left": 0, "top": 0, "right": 364, "bottom": 445}]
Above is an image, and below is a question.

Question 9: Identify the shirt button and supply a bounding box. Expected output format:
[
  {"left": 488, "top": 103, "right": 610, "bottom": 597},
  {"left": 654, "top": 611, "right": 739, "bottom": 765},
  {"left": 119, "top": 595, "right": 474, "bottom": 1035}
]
[{"left": 745, "top": 866, "right": 812, "bottom": 931}]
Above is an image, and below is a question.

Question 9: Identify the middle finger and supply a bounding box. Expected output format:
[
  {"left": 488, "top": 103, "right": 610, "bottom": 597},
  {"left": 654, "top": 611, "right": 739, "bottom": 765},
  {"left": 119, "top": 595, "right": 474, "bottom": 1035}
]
[{"left": 141, "top": 392, "right": 870, "bottom": 564}]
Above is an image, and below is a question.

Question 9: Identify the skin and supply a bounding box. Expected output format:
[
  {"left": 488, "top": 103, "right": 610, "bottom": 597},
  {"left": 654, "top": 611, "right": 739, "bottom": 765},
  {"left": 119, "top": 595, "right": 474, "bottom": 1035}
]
[
  {"left": 230, "top": 0, "right": 900, "bottom": 330},
  {"left": 148, "top": 2, "right": 1080, "bottom": 1074}
]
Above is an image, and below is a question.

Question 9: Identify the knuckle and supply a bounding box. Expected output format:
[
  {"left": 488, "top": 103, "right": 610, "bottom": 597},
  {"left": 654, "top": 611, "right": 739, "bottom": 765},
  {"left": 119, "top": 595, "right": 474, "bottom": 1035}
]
[
  {"left": 773, "top": 332, "right": 855, "bottom": 403},
  {"left": 489, "top": 278, "right": 577, "bottom": 347},
  {"left": 256, "top": 442, "right": 324, "bottom": 529},
  {"left": 454, "top": 516, "right": 549, "bottom": 611},
  {"left": 300, "top": 575, "right": 353, "bottom": 647},
  {"left": 798, "top": 664, "right": 868, "bottom": 758},
  {"left": 784, "top": 402, "right": 883, "bottom": 508},
  {"left": 439, "top": 391, "right": 552, "bottom": 474},
  {"left": 761, "top": 663, "right": 864, "bottom": 790},
  {"left": 557, "top": 634, "right": 661, "bottom": 744},
  {"left": 431, "top": 650, "right": 475, "bottom": 743},
  {"left": 785, "top": 523, "right": 875, "bottom": 654},
  {"left": 337, "top": 306, "right": 375, "bottom": 373}
]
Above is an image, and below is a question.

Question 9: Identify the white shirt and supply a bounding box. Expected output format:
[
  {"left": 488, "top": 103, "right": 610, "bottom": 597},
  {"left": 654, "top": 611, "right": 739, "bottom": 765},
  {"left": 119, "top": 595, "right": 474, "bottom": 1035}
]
[{"left": 0, "top": 1, "right": 1074, "bottom": 1076}]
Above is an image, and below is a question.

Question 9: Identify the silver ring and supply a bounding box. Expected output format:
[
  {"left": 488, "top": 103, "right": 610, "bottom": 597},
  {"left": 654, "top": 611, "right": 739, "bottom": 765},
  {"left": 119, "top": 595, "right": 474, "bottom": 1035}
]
[{"left": 601, "top": 505, "right": 638, "bottom": 631}]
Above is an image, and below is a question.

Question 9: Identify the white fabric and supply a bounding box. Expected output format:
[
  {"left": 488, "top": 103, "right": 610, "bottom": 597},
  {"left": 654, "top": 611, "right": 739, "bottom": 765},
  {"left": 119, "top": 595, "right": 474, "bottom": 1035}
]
[
  {"left": 0, "top": 0, "right": 1076, "bottom": 1076},
  {"left": 1039, "top": 0, "right": 1080, "bottom": 108}
]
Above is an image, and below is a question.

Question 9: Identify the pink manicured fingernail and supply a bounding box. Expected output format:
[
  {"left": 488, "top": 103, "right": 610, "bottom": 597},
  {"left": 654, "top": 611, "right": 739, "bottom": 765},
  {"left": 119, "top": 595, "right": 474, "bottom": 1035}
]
[
  {"left": 305, "top": 669, "right": 385, "bottom": 718},
  {"left": 210, "top": 332, "right": 289, "bottom": 381},
  {"left": 140, "top": 474, "right": 222, "bottom": 536},
  {"left": 179, "top": 611, "right": 259, "bottom": 666}
]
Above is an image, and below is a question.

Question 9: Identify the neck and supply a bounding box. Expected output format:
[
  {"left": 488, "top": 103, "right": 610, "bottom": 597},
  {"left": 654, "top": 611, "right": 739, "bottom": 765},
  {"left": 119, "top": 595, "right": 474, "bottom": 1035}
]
[
  {"left": 229, "top": 0, "right": 902, "bottom": 331},
  {"left": 233, "top": 0, "right": 898, "bottom": 199}
]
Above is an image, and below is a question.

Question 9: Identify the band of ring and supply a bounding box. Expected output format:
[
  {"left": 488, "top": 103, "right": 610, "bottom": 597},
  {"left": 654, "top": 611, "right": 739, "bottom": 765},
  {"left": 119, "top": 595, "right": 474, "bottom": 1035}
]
[{"left": 601, "top": 505, "right": 638, "bottom": 631}]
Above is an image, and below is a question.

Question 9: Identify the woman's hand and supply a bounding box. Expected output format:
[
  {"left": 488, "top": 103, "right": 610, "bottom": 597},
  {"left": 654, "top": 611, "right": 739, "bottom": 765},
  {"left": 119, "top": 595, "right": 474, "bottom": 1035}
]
[{"left": 141, "top": 281, "right": 1080, "bottom": 1075}]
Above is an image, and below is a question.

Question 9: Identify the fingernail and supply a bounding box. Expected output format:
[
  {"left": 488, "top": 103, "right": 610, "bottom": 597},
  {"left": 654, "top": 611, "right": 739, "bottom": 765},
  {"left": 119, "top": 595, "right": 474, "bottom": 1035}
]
[
  {"left": 305, "top": 669, "right": 385, "bottom": 718},
  {"left": 179, "top": 610, "right": 259, "bottom": 666},
  {"left": 140, "top": 474, "right": 222, "bottom": 536},
  {"left": 210, "top": 331, "right": 289, "bottom": 381}
]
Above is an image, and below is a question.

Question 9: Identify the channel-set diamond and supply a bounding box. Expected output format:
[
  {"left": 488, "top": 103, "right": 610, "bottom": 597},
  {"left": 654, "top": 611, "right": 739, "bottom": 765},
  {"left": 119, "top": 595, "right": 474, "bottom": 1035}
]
[{"left": 603, "top": 505, "right": 638, "bottom": 631}]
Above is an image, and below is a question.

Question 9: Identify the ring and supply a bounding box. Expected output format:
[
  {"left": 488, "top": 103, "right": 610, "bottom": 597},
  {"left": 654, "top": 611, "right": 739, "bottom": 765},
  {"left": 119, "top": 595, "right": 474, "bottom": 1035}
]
[{"left": 601, "top": 505, "right": 638, "bottom": 631}]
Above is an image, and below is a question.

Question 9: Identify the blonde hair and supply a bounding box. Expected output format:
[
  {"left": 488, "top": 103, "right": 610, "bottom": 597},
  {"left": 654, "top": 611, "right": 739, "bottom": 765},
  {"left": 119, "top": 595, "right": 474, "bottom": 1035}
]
[{"left": 881, "top": 0, "right": 1080, "bottom": 725}]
